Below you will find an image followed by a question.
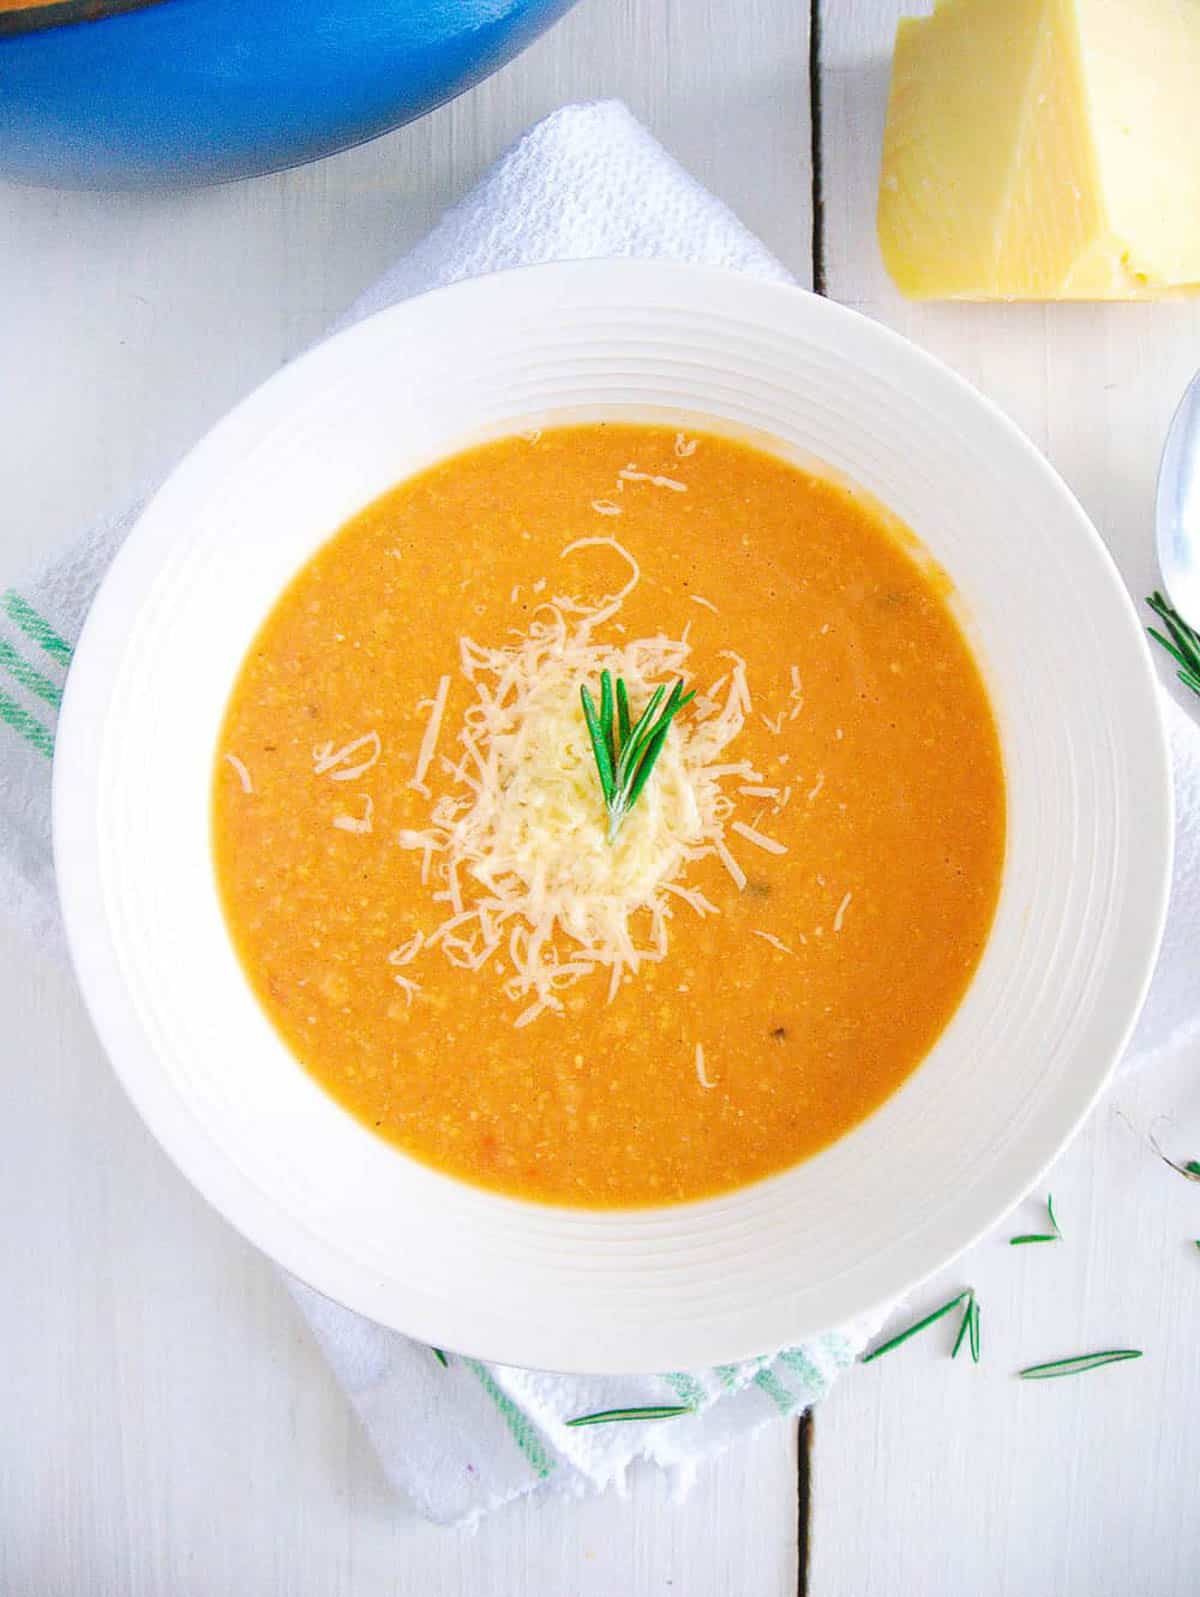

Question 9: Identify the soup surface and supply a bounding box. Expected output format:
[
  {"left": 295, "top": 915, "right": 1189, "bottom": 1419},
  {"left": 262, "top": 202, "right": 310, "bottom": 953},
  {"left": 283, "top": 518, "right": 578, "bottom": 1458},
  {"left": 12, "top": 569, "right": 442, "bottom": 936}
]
[{"left": 213, "top": 423, "right": 1005, "bottom": 1207}]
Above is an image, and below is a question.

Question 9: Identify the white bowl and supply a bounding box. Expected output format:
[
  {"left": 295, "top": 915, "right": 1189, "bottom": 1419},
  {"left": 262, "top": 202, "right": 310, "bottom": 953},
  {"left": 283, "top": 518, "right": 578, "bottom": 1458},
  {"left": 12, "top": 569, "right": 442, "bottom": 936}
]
[{"left": 53, "top": 260, "right": 1172, "bottom": 1374}]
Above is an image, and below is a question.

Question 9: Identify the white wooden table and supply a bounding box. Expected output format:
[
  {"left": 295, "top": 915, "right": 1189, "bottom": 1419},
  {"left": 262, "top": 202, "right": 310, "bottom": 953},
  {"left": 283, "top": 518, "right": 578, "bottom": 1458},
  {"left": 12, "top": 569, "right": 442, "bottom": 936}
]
[{"left": 2, "top": 2, "right": 1198, "bottom": 1591}]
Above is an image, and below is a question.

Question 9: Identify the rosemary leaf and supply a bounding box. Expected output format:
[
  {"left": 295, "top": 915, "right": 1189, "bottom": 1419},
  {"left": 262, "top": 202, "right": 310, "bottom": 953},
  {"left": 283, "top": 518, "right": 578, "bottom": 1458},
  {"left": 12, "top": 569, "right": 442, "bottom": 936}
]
[
  {"left": 1018, "top": 1349, "right": 1142, "bottom": 1380},
  {"left": 1010, "top": 1193, "right": 1060, "bottom": 1245},
  {"left": 616, "top": 677, "right": 632, "bottom": 744},
  {"left": 1146, "top": 592, "right": 1200, "bottom": 699},
  {"left": 431, "top": 1347, "right": 449, "bottom": 1367},
  {"left": 1146, "top": 1124, "right": 1200, "bottom": 1181},
  {"left": 614, "top": 682, "right": 668, "bottom": 789},
  {"left": 862, "top": 1291, "right": 970, "bottom": 1363},
  {"left": 618, "top": 683, "right": 692, "bottom": 795},
  {"left": 580, "top": 685, "right": 615, "bottom": 802},
  {"left": 566, "top": 1404, "right": 693, "bottom": 1427},
  {"left": 1148, "top": 627, "right": 1192, "bottom": 673},
  {"left": 599, "top": 670, "right": 616, "bottom": 765},
  {"left": 1151, "top": 600, "right": 1200, "bottom": 668},
  {"left": 950, "top": 1295, "right": 982, "bottom": 1363},
  {"left": 951, "top": 1294, "right": 972, "bottom": 1360},
  {"left": 1157, "top": 1150, "right": 1200, "bottom": 1181},
  {"left": 626, "top": 720, "right": 673, "bottom": 810}
]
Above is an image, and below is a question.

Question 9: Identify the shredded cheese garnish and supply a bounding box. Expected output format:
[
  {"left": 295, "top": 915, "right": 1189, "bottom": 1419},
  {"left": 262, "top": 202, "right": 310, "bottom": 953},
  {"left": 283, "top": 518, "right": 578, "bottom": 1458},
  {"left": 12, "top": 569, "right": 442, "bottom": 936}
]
[
  {"left": 833, "top": 891, "right": 853, "bottom": 932},
  {"left": 690, "top": 595, "right": 720, "bottom": 613},
  {"left": 788, "top": 664, "right": 805, "bottom": 720},
  {"left": 591, "top": 499, "right": 623, "bottom": 517},
  {"left": 730, "top": 820, "right": 787, "bottom": 856},
  {"left": 761, "top": 712, "right": 785, "bottom": 735},
  {"left": 807, "top": 770, "right": 825, "bottom": 802},
  {"left": 224, "top": 753, "right": 253, "bottom": 794},
  {"left": 663, "top": 882, "right": 720, "bottom": 917},
  {"left": 409, "top": 675, "right": 450, "bottom": 796},
  {"left": 674, "top": 432, "right": 698, "bottom": 458},
  {"left": 714, "top": 837, "right": 747, "bottom": 891},
  {"left": 617, "top": 465, "right": 688, "bottom": 492},
  {"left": 752, "top": 929, "right": 794, "bottom": 955},
  {"left": 333, "top": 793, "right": 374, "bottom": 834},
  {"left": 390, "top": 537, "right": 765, "bottom": 1023},
  {"left": 312, "top": 731, "right": 381, "bottom": 782},
  {"left": 738, "top": 785, "right": 779, "bottom": 799},
  {"left": 695, "top": 1042, "right": 716, "bottom": 1089},
  {"left": 388, "top": 932, "right": 423, "bottom": 966}
]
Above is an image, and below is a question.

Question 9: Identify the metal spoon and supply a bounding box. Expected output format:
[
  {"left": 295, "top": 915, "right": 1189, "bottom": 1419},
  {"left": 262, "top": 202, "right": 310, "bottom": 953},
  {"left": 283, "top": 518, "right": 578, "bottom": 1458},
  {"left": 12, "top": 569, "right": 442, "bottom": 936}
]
[{"left": 1156, "top": 368, "right": 1200, "bottom": 627}]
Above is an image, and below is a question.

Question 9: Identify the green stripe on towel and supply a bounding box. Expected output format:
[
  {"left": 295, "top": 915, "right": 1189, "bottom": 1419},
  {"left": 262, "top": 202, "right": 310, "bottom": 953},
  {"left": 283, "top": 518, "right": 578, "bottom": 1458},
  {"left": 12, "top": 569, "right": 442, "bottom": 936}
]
[
  {"left": 1, "top": 591, "right": 73, "bottom": 666},
  {"left": 0, "top": 689, "right": 54, "bottom": 759},
  {"left": 663, "top": 1371, "right": 707, "bottom": 1409},
  {"left": 821, "top": 1331, "right": 860, "bottom": 1371},
  {"left": 462, "top": 1360, "right": 556, "bottom": 1479},
  {"left": 0, "top": 637, "right": 62, "bottom": 711},
  {"left": 752, "top": 1366, "right": 795, "bottom": 1415},
  {"left": 778, "top": 1347, "right": 828, "bottom": 1396}
]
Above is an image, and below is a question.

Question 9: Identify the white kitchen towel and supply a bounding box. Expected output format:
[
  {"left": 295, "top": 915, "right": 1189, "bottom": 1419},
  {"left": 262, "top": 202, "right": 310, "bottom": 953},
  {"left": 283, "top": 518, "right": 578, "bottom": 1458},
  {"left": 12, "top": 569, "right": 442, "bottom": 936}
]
[{"left": 0, "top": 100, "right": 1196, "bottom": 1526}]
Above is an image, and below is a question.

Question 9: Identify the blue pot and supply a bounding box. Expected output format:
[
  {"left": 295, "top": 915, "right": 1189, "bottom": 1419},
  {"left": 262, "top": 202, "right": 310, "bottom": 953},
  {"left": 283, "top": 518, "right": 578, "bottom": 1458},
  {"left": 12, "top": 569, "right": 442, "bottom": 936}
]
[{"left": 0, "top": 0, "right": 579, "bottom": 189}]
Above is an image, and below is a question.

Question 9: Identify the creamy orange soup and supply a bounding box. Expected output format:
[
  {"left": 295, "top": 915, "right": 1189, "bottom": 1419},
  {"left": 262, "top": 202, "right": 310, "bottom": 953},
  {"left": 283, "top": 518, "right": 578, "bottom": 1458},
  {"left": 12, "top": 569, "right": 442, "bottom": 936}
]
[{"left": 213, "top": 423, "right": 1005, "bottom": 1207}]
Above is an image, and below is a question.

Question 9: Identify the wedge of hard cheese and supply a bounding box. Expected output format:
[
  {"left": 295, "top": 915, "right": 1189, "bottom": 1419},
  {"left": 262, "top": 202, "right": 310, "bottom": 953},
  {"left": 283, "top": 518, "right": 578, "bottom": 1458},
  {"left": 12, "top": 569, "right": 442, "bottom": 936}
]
[{"left": 878, "top": 0, "right": 1200, "bottom": 300}]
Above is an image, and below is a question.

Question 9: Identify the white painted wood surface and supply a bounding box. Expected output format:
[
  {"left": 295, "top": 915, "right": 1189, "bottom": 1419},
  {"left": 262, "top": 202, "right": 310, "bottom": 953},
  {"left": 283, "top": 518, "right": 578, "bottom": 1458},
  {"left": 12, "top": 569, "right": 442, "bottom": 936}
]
[
  {"left": 811, "top": 5, "right": 1200, "bottom": 1595},
  {"left": 3, "top": 0, "right": 1199, "bottom": 1591}
]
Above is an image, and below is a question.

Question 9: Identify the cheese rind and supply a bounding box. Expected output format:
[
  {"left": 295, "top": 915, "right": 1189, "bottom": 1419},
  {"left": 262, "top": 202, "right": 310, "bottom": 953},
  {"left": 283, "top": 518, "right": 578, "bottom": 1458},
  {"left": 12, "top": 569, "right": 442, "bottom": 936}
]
[{"left": 878, "top": 0, "right": 1200, "bottom": 301}]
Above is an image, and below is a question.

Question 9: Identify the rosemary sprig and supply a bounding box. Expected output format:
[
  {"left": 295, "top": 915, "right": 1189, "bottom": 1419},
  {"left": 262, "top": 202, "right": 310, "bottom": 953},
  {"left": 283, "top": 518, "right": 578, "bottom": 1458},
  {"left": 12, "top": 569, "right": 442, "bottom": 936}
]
[
  {"left": 1018, "top": 1349, "right": 1142, "bottom": 1380},
  {"left": 950, "top": 1302, "right": 970, "bottom": 1360},
  {"left": 861, "top": 1289, "right": 977, "bottom": 1364},
  {"left": 1147, "top": 1125, "right": 1200, "bottom": 1182},
  {"left": 581, "top": 670, "right": 695, "bottom": 843},
  {"left": 566, "top": 1404, "right": 694, "bottom": 1427},
  {"left": 950, "top": 1293, "right": 981, "bottom": 1363},
  {"left": 1146, "top": 591, "right": 1200, "bottom": 697},
  {"left": 431, "top": 1346, "right": 449, "bottom": 1367},
  {"left": 1010, "top": 1192, "right": 1061, "bottom": 1245}
]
